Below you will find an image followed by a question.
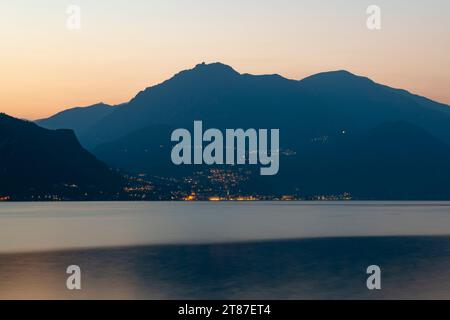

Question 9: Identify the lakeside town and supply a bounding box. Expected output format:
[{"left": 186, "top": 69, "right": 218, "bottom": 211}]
[{"left": 0, "top": 168, "right": 352, "bottom": 202}]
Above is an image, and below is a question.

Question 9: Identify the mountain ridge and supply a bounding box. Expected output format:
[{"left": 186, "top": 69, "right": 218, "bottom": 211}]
[
  {"left": 0, "top": 113, "right": 124, "bottom": 200},
  {"left": 37, "top": 63, "right": 450, "bottom": 141},
  {"left": 31, "top": 62, "right": 450, "bottom": 199}
]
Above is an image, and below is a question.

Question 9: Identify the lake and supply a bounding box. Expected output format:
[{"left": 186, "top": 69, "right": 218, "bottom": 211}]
[{"left": 1, "top": 202, "right": 450, "bottom": 299}]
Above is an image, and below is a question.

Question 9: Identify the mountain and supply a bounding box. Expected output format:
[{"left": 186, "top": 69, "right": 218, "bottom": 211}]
[
  {"left": 35, "top": 62, "right": 450, "bottom": 199},
  {"left": 260, "top": 121, "right": 450, "bottom": 200},
  {"left": 36, "top": 102, "right": 115, "bottom": 141},
  {"left": 0, "top": 113, "right": 123, "bottom": 200},
  {"left": 38, "top": 62, "right": 450, "bottom": 147},
  {"left": 341, "top": 121, "right": 450, "bottom": 199}
]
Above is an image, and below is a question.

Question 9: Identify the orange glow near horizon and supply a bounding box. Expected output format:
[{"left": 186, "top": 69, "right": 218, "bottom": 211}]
[{"left": 1, "top": 0, "right": 449, "bottom": 120}]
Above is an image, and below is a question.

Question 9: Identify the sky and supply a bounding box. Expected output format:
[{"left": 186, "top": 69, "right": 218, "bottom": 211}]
[{"left": 0, "top": 0, "right": 449, "bottom": 120}]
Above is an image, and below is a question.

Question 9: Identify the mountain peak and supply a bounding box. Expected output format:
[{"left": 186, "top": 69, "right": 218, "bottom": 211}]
[
  {"left": 302, "top": 69, "right": 362, "bottom": 81},
  {"left": 327, "top": 70, "right": 356, "bottom": 76},
  {"left": 168, "top": 62, "right": 240, "bottom": 82},
  {"left": 192, "top": 62, "right": 239, "bottom": 74},
  {"left": 300, "top": 69, "right": 374, "bottom": 88}
]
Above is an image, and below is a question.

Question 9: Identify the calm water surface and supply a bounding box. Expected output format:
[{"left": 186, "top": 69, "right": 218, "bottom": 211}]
[{"left": 1, "top": 202, "right": 450, "bottom": 299}]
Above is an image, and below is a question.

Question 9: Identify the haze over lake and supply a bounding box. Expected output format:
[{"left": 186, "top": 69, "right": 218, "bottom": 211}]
[{"left": 1, "top": 202, "right": 450, "bottom": 299}]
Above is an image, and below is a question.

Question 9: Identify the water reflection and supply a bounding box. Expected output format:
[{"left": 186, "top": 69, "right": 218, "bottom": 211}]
[
  {"left": 1, "top": 236, "right": 450, "bottom": 299},
  {"left": 1, "top": 202, "right": 450, "bottom": 254}
]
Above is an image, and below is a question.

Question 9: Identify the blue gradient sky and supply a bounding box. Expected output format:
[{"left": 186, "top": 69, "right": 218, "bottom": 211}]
[{"left": 0, "top": 0, "right": 449, "bottom": 119}]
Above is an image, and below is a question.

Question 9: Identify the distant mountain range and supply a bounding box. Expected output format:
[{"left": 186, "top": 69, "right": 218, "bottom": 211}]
[
  {"left": 37, "top": 102, "right": 115, "bottom": 138},
  {"left": 29, "top": 62, "right": 450, "bottom": 199},
  {"left": 0, "top": 113, "right": 123, "bottom": 200}
]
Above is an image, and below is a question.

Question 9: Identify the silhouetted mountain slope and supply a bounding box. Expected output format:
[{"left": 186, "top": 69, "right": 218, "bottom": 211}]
[
  {"left": 35, "top": 63, "right": 450, "bottom": 199},
  {"left": 93, "top": 124, "right": 181, "bottom": 176},
  {"left": 0, "top": 113, "right": 123, "bottom": 200},
  {"left": 36, "top": 103, "right": 115, "bottom": 140},
  {"left": 335, "top": 122, "right": 450, "bottom": 199},
  {"left": 38, "top": 62, "right": 450, "bottom": 148},
  {"left": 241, "top": 121, "right": 450, "bottom": 200}
]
